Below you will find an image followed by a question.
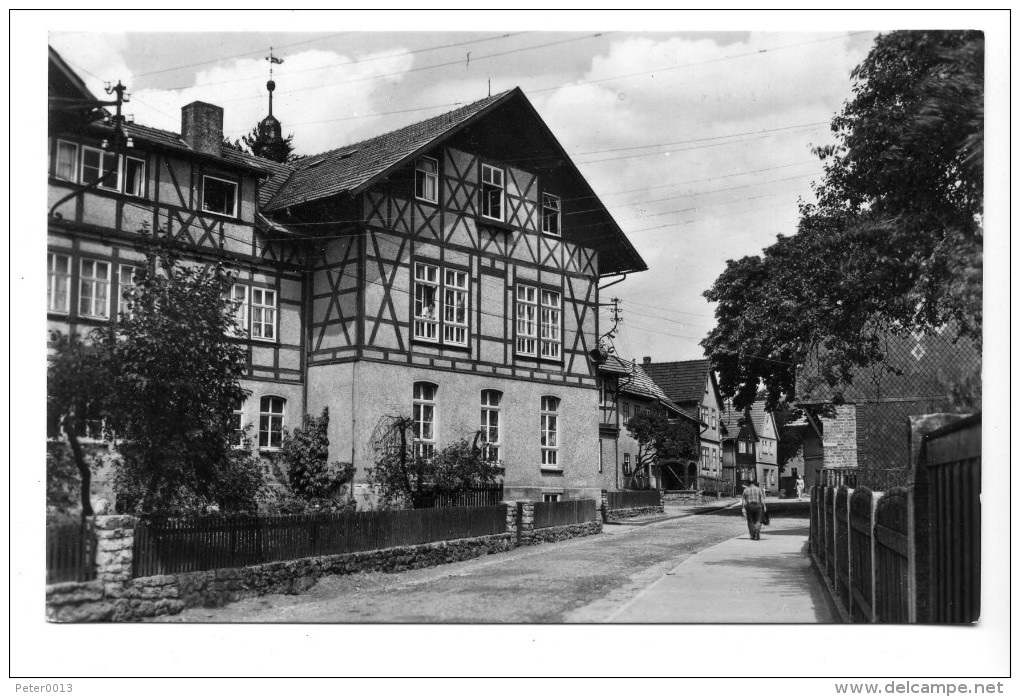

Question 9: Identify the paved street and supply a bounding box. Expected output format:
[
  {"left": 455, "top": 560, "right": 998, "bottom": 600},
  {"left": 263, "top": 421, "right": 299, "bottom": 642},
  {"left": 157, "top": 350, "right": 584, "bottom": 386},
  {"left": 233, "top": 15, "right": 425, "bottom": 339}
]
[{"left": 156, "top": 499, "right": 829, "bottom": 623}]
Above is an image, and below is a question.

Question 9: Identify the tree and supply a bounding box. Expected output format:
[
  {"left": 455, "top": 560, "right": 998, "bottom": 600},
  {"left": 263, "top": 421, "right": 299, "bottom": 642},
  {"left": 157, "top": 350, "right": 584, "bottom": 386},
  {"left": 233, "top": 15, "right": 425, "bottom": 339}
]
[
  {"left": 367, "top": 416, "right": 502, "bottom": 508},
  {"left": 275, "top": 407, "right": 356, "bottom": 511},
  {"left": 99, "top": 233, "right": 267, "bottom": 514},
  {"left": 703, "top": 31, "right": 983, "bottom": 410},
  {"left": 225, "top": 123, "right": 297, "bottom": 164},
  {"left": 625, "top": 408, "right": 700, "bottom": 488},
  {"left": 46, "top": 330, "right": 116, "bottom": 517}
]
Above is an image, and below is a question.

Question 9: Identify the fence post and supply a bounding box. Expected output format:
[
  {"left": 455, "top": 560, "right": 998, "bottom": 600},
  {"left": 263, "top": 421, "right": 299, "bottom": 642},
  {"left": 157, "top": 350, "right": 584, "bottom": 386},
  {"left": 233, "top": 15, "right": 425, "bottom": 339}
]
[
  {"left": 94, "top": 515, "right": 136, "bottom": 590},
  {"left": 517, "top": 501, "right": 535, "bottom": 546},
  {"left": 503, "top": 502, "right": 519, "bottom": 546}
]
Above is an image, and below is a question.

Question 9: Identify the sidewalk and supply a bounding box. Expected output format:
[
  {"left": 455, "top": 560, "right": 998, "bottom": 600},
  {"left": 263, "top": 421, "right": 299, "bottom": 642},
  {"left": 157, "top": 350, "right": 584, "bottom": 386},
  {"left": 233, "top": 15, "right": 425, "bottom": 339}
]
[{"left": 607, "top": 522, "right": 835, "bottom": 623}]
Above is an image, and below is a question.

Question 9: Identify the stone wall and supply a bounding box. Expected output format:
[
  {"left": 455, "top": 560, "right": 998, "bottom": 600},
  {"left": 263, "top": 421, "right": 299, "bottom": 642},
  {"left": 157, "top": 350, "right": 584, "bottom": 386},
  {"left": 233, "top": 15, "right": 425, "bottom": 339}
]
[
  {"left": 662, "top": 491, "right": 704, "bottom": 503},
  {"left": 47, "top": 501, "right": 602, "bottom": 621},
  {"left": 605, "top": 505, "right": 664, "bottom": 522}
]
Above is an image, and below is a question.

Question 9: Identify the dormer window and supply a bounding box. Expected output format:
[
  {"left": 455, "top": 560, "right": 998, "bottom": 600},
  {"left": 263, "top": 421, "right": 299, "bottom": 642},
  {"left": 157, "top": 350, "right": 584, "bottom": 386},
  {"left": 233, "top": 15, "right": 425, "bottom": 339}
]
[
  {"left": 542, "top": 193, "right": 561, "bottom": 235},
  {"left": 415, "top": 156, "right": 438, "bottom": 203},
  {"left": 481, "top": 163, "right": 504, "bottom": 222},
  {"left": 202, "top": 174, "right": 238, "bottom": 217}
]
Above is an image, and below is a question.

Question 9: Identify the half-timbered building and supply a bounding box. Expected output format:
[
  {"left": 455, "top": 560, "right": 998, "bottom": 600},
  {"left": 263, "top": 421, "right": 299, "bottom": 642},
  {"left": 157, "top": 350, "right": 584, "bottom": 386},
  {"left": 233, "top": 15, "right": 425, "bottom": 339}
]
[{"left": 48, "top": 46, "right": 647, "bottom": 506}]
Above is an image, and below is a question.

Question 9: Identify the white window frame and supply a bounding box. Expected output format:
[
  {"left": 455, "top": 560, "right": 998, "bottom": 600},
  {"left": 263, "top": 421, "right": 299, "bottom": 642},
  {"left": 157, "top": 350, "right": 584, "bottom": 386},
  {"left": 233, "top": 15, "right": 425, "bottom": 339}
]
[
  {"left": 250, "top": 287, "right": 277, "bottom": 341},
  {"left": 543, "top": 493, "right": 561, "bottom": 503},
  {"left": 540, "top": 395, "right": 560, "bottom": 469},
  {"left": 81, "top": 145, "right": 121, "bottom": 191},
  {"left": 48, "top": 252, "right": 71, "bottom": 314},
  {"left": 258, "top": 396, "right": 286, "bottom": 451},
  {"left": 623, "top": 452, "right": 631, "bottom": 476},
  {"left": 202, "top": 174, "right": 239, "bottom": 218},
  {"left": 710, "top": 408, "right": 717, "bottom": 429},
  {"left": 443, "top": 268, "right": 469, "bottom": 346},
  {"left": 78, "top": 258, "right": 111, "bottom": 319},
  {"left": 701, "top": 446, "right": 710, "bottom": 471},
  {"left": 515, "top": 284, "right": 538, "bottom": 356},
  {"left": 413, "top": 382, "right": 438, "bottom": 459},
  {"left": 481, "top": 163, "right": 505, "bottom": 222},
  {"left": 480, "top": 389, "right": 502, "bottom": 462},
  {"left": 622, "top": 401, "right": 631, "bottom": 425},
  {"left": 55, "top": 140, "right": 78, "bottom": 182},
  {"left": 123, "top": 155, "right": 147, "bottom": 197},
  {"left": 230, "top": 284, "right": 249, "bottom": 337},
  {"left": 541, "top": 192, "right": 561, "bottom": 236},
  {"left": 117, "top": 264, "right": 139, "bottom": 317},
  {"left": 413, "top": 262, "right": 440, "bottom": 342},
  {"left": 540, "top": 289, "right": 562, "bottom": 360},
  {"left": 414, "top": 156, "right": 439, "bottom": 204},
  {"left": 230, "top": 398, "right": 245, "bottom": 448}
]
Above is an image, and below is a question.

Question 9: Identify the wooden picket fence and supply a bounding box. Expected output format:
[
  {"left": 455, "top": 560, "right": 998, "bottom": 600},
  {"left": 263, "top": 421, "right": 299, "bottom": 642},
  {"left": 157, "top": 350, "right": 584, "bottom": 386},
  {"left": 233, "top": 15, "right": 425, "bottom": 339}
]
[
  {"left": 606, "top": 490, "right": 660, "bottom": 510},
  {"left": 532, "top": 499, "right": 597, "bottom": 529},
  {"left": 46, "top": 519, "right": 97, "bottom": 584},
  {"left": 132, "top": 505, "right": 507, "bottom": 578}
]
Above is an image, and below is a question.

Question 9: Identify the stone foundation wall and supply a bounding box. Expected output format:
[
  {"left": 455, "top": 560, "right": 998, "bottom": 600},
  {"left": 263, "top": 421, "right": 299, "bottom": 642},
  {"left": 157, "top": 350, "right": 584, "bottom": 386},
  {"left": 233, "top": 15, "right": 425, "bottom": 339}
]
[
  {"left": 605, "top": 505, "right": 664, "bottom": 522},
  {"left": 530, "top": 520, "right": 602, "bottom": 544},
  {"left": 662, "top": 491, "right": 704, "bottom": 503},
  {"left": 47, "top": 501, "right": 603, "bottom": 621}
]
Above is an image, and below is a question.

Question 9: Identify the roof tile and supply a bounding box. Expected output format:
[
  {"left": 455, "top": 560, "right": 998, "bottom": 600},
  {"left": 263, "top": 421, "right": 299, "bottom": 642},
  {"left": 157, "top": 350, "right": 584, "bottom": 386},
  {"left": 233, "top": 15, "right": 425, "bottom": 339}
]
[{"left": 642, "top": 359, "right": 712, "bottom": 405}]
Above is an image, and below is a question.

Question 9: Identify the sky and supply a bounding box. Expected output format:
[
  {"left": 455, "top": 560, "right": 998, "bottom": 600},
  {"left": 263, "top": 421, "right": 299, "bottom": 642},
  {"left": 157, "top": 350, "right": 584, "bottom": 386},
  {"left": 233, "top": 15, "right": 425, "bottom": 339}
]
[{"left": 44, "top": 20, "right": 882, "bottom": 365}]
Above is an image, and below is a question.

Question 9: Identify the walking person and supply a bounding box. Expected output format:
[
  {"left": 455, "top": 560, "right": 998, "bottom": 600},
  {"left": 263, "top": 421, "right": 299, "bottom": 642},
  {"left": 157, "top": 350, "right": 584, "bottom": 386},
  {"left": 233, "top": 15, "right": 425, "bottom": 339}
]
[
  {"left": 796, "top": 476, "right": 805, "bottom": 499},
  {"left": 741, "top": 478, "right": 766, "bottom": 540}
]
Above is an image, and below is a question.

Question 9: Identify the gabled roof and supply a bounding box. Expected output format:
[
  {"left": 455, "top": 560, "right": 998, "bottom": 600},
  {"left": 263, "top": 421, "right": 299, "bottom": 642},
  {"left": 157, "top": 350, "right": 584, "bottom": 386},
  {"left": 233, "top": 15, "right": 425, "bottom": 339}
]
[
  {"left": 746, "top": 401, "right": 775, "bottom": 439},
  {"left": 261, "top": 87, "right": 646, "bottom": 275},
  {"left": 642, "top": 359, "right": 714, "bottom": 406},
  {"left": 264, "top": 90, "right": 511, "bottom": 211},
  {"left": 719, "top": 402, "right": 756, "bottom": 442}
]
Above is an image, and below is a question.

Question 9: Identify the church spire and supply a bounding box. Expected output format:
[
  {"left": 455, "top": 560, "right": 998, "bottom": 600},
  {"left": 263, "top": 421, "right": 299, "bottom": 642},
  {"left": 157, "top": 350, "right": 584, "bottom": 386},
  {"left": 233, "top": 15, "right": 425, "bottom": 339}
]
[{"left": 259, "top": 48, "right": 284, "bottom": 148}]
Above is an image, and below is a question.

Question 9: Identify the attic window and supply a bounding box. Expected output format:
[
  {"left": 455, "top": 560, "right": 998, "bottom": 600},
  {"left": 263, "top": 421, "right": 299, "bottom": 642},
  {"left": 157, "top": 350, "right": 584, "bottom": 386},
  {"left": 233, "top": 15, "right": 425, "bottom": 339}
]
[
  {"left": 305, "top": 158, "right": 326, "bottom": 168},
  {"left": 481, "top": 163, "right": 504, "bottom": 222},
  {"left": 338, "top": 149, "right": 359, "bottom": 159},
  {"left": 415, "top": 156, "right": 438, "bottom": 203}
]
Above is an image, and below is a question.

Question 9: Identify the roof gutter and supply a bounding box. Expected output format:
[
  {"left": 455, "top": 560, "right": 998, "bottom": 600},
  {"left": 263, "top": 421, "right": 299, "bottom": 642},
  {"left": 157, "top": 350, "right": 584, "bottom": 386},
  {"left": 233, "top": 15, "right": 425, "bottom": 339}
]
[{"left": 598, "top": 272, "right": 627, "bottom": 291}]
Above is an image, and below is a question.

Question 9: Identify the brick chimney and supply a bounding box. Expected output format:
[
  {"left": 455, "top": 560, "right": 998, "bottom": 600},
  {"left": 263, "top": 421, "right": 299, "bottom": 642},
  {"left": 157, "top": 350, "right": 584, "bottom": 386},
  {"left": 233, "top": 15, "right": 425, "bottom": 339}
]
[
  {"left": 643, "top": 356, "right": 651, "bottom": 365},
  {"left": 181, "top": 101, "right": 223, "bottom": 157}
]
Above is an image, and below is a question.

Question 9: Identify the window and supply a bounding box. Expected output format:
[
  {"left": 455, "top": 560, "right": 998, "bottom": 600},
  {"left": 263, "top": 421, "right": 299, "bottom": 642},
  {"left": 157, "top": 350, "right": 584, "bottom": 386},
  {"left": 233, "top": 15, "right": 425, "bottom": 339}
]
[
  {"left": 124, "top": 156, "right": 146, "bottom": 197},
  {"left": 700, "top": 405, "right": 709, "bottom": 424},
  {"left": 230, "top": 284, "right": 249, "bottom": 336},
  {"left": 230, "top": 398, "right": 245, "bottom": 448},
  {"left": 47, "top": 253, "right": 71, "bottom": 313},
  {"left": 623, "top": 452, "right": 631, "bottom": 476},
  {"left": 413, "top": 263, "right": 440, "bottom": 341},
  {"left": 81, "top": 146, "right": 120, "bottom": 191},
  {"left": 543, "top": 493, "right": 561, "bottom": 503},
  {"left": 539, "top": 290, "right": 562, "bottom": 359},
  {"left": 480, "top": 390, "right": 502, "bottom": 462},
  {"left": 443, "top": 269, "right": 468, "bottom": 345},
  {"left": 258, "top": 396, "right": 285, "bottom": 450},
  {"left": 710, "top": 408, "right": 717, "bottom": 429},
  {"left": 415, "top": 156, "right": 438, "bottom": 203},
  {"left": 481, "top": 163, "right": 504, "bottom": 221},
  {"left": 622, "top": 402, "right": 631, "bottom": 425},
  {"left": 55, "top": 140, "right": 78, "bottom": 181},
  {"left": 79, "top": 259, "right": 111, "bottom": 319},
  {"left": 738, "top": 440, "right": 748, "bottom": 455},
  {"left": 118, "top": 264, "right": 138, "bottom": 317},
  {"left": 202, "top": 175, "right": 238, "bottom": 217},
  {"left": 251, "top": 287, "right": 277, "bottom": 341},
  {"left": 413, "top": 382, "right": 438, "bottom": 458},
  {"left": 701, "top": 447, "right": 709, "bottom": 470},
  {"left": 542, "top": 193, "right": 561, "bottom": 235},
  {"left": 515, "top": 284, "right": 537, "bottom": 356},
  {"left": 540, "top": 396, "right": 560, "bottom": 468}
]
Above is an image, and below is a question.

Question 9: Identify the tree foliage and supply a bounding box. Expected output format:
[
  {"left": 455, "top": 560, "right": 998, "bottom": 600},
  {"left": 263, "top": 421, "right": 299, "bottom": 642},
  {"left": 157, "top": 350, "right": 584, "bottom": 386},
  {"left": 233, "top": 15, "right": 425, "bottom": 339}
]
[
  {"left": 276, "top": 407, "right": 356, "bottom": 511},
  {"left": 367, "top": 416, "right": 502, "bottom": 508},
  {"left": 225, "top": 124, "right": 298, "bottom": 164},
  {"left": 702, "top": 31, "right": 984, "bottom": 410},
  {"left": 47, "top": 330, "right": 116, "bottom": 516},
  {"left": 98, "top": 233, "right": 267, "bottom": 514},
  {"left": 625, "top": 408, "right": 701, "bottom": 485}
]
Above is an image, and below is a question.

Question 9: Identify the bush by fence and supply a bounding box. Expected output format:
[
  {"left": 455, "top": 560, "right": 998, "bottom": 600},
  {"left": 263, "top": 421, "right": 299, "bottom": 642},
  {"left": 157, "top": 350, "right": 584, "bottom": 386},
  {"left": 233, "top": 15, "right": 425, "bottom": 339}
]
[
  {"left": 46, "top": 519, "right": 97, "bottom": 584},
  {"left": 132, "top": 505, "right": 507, "bottom": 577},
  {"left": 607, "top": 490, "right": 660, "bottom": 510},
  {"left": 533, "top": 499, "right": 597, "bottom": 529}
]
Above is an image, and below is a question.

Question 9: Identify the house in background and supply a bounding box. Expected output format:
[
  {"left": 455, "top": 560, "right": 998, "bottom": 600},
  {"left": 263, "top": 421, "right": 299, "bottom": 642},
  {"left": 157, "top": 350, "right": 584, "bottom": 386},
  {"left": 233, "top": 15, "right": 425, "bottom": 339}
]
[
  {"left": 48, "top": 47, "right": 649, "bottom": 507},
  {"left": 719, "top": 401, "right": 780, "bottom": 494},
  {"left": 796, "top": 325, "right": 980, "bottom": 475},
  {"left": 602, "top": 357, "right": 697, "bottom": 490},
  {"left": 642, "top": 358, "right": 725, "bottom": 482}
]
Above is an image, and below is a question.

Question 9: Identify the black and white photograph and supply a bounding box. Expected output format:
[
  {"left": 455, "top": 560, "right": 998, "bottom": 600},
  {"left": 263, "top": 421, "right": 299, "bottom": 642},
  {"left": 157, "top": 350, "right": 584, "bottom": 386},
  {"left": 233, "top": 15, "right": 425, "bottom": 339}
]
[{"left": 13, "top": 7, "right": 1010, "bottom": 689}]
